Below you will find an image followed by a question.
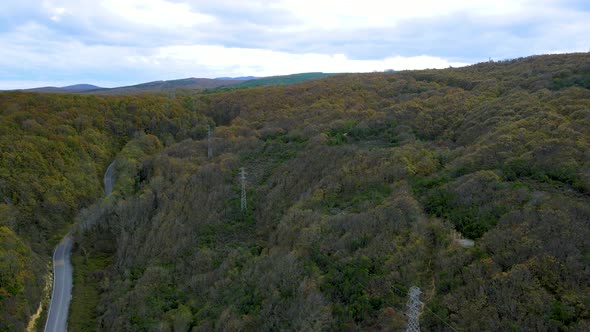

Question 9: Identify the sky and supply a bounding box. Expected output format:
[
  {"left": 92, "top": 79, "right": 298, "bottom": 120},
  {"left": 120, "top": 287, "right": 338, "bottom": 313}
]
[{"left": 1, "top": 0, "right": 589, "bottom": 89}]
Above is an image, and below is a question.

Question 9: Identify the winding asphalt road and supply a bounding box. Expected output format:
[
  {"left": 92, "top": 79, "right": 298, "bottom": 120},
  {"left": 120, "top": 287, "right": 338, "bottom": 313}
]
[
  {"left": 43, "top": 236, "right": 73, "bottom": 332},
  {"left": 103, "top": 161, "right": 116, "bottom": 197},
  {"left": 44, "top": 161, "right": 115, "bottom": 332}
]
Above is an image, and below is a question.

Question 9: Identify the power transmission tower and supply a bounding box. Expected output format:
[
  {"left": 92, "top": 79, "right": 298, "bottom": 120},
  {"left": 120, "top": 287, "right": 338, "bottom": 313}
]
[
  {"left": 406, "top": 286, "right": 422, "bottom": 332},
  {"left": 240, "top": 167, "right": 247, "bottom": 211},
  {"left": 207, "top": 125, "right": 213, "bottom": 159}
]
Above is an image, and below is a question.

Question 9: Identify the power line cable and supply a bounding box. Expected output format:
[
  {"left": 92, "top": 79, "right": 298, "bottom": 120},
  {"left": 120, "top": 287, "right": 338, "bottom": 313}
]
[{"left": 422, "top": 304, "right": 459, "bottom": 332}]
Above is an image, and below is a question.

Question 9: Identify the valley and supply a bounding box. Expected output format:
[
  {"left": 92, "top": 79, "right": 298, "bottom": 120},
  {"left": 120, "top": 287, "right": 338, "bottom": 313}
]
[{"left": 1, "top": 53, "right": 589, "bottom": 331}]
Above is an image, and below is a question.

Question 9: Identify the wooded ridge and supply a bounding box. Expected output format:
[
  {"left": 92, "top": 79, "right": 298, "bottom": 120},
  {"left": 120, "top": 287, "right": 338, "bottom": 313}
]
[{"left": 1, "top": 52, "right": 589, "bottom": 331}]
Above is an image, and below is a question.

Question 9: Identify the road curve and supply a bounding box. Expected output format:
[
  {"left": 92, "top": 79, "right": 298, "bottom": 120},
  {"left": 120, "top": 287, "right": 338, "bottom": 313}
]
[
  {"left": 44, "top": 161, "right": 116, "bottom": 332},
  {"left": 43, "top": 236, "right": 73, "bottom": 332},
  {"left": 104, "top": 161, "right": 116, "bottom": 196}
]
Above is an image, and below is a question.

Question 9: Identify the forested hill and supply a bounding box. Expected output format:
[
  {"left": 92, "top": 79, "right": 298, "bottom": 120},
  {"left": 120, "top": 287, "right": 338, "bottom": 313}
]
[
  {"left": 0, "top": 93, "right": 210, "bottom": 330},
  {"left": 2, "top": 52, "right": 590, "bottom": 331},
  {"left": 13, "top": 73, "right": 334, "bottom": 96}
]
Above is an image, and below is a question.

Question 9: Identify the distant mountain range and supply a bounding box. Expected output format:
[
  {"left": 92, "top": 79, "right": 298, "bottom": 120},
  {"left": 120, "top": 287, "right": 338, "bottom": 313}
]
[
  {"left": 25, "top": 84, "right": 104, "bottom": 93},
  {"left": 227, "top": 72, "right": 334, "bottom": 89},
  {"left": 19, "top": 78, "right": 241, "bottom": 95},
  {"left": 215, "top": 76, "right": 259, "bottom": 81},
  {"left": 14, "top": 73, "right": 335, "bottom": 95},
  {"left": 87, "top": 78, "right": 243, "bottom": 95}
]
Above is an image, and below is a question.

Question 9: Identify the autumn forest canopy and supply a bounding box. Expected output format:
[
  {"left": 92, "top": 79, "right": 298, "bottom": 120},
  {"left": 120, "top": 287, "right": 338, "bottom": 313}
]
[{"left": 1, "top": 53, "right": 590, "bottom": 331}]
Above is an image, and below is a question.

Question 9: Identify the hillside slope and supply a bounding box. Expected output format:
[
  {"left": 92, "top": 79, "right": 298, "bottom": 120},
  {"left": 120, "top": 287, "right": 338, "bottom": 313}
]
[
  {"left": 227, "top": 72, "right": 335, "bottom": 89},
  {"left": 1, "top": 52, "right": 589, "bottom": 331},
  {"left": 14, "top": 73, "right": 335, "bottom": 96},
  {"left": 73, "top": 53, "right": 590, "bottom": 330},
  {"left": 85, "top": 78, "right": 241, "bottom": 95},
  {"left": 0, "top": 92, "right": 209, "bottom": 331},
  {"left": 22, "top": 84, "right": 103, "bottom": 93}
]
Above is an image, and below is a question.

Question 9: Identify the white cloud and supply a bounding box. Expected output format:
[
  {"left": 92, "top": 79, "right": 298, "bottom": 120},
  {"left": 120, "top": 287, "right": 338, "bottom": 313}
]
[
  {"left": 100, "top": 0, "right": 215, "bottom": 29},
  {"left": 271, "top": 0, "right": 531, "bottom": 30},
  {"left": 41, "top": 1, "right": 71, "bottom": 22},
  {"left": 49, "top": 7, "right": 67, "bottom": 21},
  {"left": 143, "top": 44, "right": 469, "bottom": 76},
  {"left": 0, "top": 25, "right": 469, "bottom": 89},
  {"left": 1, "top": 0, "right": 589, "bottom": 88}
]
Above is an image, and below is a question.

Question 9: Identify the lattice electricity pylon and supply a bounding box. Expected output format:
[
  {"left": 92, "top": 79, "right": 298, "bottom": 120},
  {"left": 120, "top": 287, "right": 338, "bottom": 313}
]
[
  {"left": 207, "top": 125, "right": 213, "bottom": 159},
  {"left": 240, "top": 167, "right": 247, "bottom": 211},
  {"left": 406, "top": 286, "right": 422, "bottom": 332}
]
